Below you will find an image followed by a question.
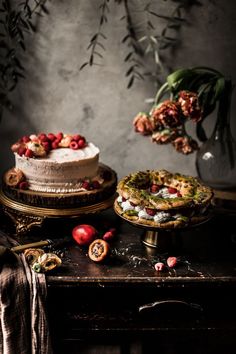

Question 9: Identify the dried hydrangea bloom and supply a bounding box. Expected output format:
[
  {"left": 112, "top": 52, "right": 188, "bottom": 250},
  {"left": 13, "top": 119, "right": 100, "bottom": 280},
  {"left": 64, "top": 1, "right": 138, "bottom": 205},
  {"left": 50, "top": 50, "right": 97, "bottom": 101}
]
[
  {"left": 178, "top": 90, "right": 202, "bottom": 122},
  {"left": 150, "top": 100, "right": 182, "bottom": 129},
  {"left": 152, "top": 128, "right": 180, "bottom": 144},
  {"left": 133, "top": 112, "right": 154, "bottom": 135},
  {"left": 172, "top": 136, "right": 199, "bottom": 154}
]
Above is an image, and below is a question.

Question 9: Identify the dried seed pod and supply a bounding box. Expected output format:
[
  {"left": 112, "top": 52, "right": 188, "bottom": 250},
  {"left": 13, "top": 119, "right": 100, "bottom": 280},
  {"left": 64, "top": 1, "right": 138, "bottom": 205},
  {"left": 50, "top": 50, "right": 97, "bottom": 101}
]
[
  {"left": 88, "top": 239, "right": 110, "bottom": 263},
  {"left": 4, "top": 168, "right": 25, "bottom": 187},
  {"left": 24, "top": 248, "right": 45, "bottom": 265},
  {"left": 33, "top": 253, "right": 62, "bottom": 273}
]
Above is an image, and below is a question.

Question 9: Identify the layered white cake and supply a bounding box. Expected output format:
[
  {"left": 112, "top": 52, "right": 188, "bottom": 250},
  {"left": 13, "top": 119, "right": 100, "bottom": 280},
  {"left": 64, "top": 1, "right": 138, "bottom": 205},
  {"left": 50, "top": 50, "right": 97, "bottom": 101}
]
[
  {"left": 14, "top": 143, "right": 100, "bottom": 193},
  {"left": 6, "top": 132, "right": 102, "bottom": 193}
]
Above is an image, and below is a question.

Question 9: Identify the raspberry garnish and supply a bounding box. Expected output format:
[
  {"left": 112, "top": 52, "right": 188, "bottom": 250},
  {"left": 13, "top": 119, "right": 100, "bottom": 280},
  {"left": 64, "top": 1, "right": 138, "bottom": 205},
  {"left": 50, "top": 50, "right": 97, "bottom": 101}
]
[
  {"left": 42, "top": 141, "right": 51, "bottom": 152},
  {"left": 78, "top": 138, "right": 86, "bottom": 148},
  {"left": 145, "top": 208, "right": 156, "bottom": 216},
  {"left": 92, "top": 180, "right": 100, "bottom": 189},
  {"left": 82, "top": 181, "right": 90, "bottom": 190},
  {"left": 150, "top": 184, "right": 161, "bottom": 193},
  {"left": 51, "top": 141, "right": 59, "bottom": 149},
  {"left": 18, "top": 147, "right": 27, "bottom": 156},
  {"left": 167, "top": 256, "right": 177, "bottom": 268},
  {"left": 70, "top": 141, "right": 79, "bottom": 150},
  {"left": 47, "top": 133, "right": 56, "bottom": 141},
  {"left": 25, "top": 149, "right": 34, "bottom": 158},
  {"left": 56, "top": 132, "right": 63, "bottom": 142},
  {"left": 22, "top": 136, "right": 30, "bottom": 143},
  {"left": 18, "top": 181, "right": 29, "bottom": 190},
  {"left": 72, "top": 134, "right": 81, "bottom": 141},
  {"left": 38, "top": 133, "right": 48, "bottom": 142},
  {"left": 154, "top": 262, "right": 165, "bottom": 271},
  {"left": 168, "top": 187, "right": 178, "bottom": 194}
]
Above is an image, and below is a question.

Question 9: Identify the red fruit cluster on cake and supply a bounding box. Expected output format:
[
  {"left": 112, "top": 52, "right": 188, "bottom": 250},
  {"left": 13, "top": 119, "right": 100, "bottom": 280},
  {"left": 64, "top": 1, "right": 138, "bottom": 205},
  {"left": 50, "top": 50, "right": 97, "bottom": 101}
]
[{"left": 11, "top": 132, "right": 87, "bottom": 158}]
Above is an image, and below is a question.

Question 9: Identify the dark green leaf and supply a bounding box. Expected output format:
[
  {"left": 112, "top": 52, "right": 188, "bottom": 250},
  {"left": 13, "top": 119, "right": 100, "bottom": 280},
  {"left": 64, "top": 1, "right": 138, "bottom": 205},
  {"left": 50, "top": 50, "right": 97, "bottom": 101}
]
[
  {"left": 167, "top": 69, "right": 192, "bottom": 88},
  {"left": 94, "top": 51, "right": 103, "bottom": 58},
  {"left": 40, "top": 4, "right": 49, "bottom": 15},
  {"left": 90, "top": 33, "right": 98, "bottom": 42},
  {"left": 89, "top": 54, "right": 94, "bottom": 66},
  {"left": 126, "top": 66, "right": 134, "bottom": 77},
  {"left": 122, "top": 34, "right": 130, "bottom": 43},
  {"left": 124, "top": 52, "right": 132, "bottom": 62},
  {"left": 148, "top": 11, "right": 171, "bottom": 20},
  {"left": 127, "top": 75, "right": 134, "bottom": 88},
  {"left": 214, "top": 77, "right": 225, "bottom": 100},
  {"left": 18, "top": 40, "right": 26, "bottom": 50},
  {"left": 98, "top": 32, "right": 107, "bottom": 39},
  {"left": 79, "top": 62, "right": 88, "bottom": 70}
]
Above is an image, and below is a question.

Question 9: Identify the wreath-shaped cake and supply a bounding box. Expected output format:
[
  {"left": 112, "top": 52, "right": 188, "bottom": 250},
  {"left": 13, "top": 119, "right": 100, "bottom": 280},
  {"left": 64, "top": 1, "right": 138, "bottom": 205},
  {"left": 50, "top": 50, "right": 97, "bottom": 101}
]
[{"left": 114, "top": 169, "right": 213, "bottom": 228}]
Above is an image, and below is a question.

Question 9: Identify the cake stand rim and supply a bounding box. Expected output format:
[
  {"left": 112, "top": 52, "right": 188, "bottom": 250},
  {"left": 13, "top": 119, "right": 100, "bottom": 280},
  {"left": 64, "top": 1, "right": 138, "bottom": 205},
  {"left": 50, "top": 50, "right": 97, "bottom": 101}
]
[
  {"left": 113, "top": 198, "right": 213, "bottom": 232},
  {"left": 0, "top": 189, "right": 116, "bottom": 217}
]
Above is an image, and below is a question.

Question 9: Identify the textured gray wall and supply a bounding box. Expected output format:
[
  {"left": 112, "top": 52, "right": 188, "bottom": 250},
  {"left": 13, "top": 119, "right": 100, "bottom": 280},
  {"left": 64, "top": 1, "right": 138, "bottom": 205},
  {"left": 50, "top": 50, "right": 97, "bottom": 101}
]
[{"left": 1, "top": 0, "right": 236, "bottom": 179}]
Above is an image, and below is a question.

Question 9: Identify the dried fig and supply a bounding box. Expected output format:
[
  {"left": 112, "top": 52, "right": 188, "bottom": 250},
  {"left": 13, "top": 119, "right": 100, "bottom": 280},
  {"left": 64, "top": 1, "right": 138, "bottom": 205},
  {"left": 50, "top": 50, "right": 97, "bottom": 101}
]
[
  {"left": 4, "top": 168, "right": 25, "bottom": 187},
  {"left": 88, "top": 239, "right": 110, "bottom": 263}
]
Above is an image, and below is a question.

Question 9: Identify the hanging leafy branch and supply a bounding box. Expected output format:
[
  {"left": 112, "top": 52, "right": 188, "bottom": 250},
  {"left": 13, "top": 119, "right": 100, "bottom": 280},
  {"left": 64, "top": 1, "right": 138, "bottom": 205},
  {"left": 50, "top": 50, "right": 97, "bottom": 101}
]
[
  {"left": 80, "top": 0, "right": 202, "bottom": 89},
  {"left": 121, "top": 0, "right": 145, "bottom": 88},
  {"left": 79, "top": 0, "right": 110, "bottom": 70},
  {"left": 0, "top": 0, "right": 48, "bottom": 118}
]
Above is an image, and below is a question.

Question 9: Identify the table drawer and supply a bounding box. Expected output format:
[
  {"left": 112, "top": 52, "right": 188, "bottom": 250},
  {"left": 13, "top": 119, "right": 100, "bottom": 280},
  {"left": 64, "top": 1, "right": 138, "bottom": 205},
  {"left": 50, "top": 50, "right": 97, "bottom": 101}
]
[{"left": 48, "top": 283, "right": 236, "bottom": 337}]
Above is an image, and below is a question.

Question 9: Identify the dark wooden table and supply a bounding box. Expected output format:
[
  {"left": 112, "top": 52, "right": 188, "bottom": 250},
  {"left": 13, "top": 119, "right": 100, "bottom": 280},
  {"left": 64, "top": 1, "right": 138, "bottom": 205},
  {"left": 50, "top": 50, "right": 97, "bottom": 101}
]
[{"left": 2, "top": 203, "right": 236, "bottom": 354}]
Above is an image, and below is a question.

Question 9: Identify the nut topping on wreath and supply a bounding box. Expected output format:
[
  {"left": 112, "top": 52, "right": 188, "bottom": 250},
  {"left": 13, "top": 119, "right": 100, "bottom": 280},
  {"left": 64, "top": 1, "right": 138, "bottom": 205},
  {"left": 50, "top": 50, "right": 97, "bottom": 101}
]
[{"left": 115, "top": 169, "right": 213, "bottom": 228}]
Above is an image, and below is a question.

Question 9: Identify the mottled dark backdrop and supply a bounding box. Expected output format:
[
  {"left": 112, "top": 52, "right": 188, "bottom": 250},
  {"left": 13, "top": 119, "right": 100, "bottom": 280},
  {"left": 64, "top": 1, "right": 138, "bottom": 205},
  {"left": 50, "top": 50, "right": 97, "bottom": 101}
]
[{"left": 0, "top": 0, "right": 235, "bottom": 178}]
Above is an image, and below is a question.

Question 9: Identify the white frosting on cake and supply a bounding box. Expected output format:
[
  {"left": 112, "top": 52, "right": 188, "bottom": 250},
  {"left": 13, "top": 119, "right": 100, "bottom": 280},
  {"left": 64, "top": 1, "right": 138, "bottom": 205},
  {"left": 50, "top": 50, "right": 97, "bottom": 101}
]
[{"left": 15, "top": 143, "right": 100, "bottom": 193}]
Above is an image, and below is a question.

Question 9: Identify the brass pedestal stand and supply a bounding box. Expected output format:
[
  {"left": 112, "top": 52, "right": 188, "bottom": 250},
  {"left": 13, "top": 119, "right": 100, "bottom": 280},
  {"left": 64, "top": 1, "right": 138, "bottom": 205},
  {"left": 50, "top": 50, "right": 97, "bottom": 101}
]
[
  {"left": 114, "top": 198, "right": 212, "bottom": 250},
  {"left": 0, "top": 189, "right": 115, "bottom": 236}
]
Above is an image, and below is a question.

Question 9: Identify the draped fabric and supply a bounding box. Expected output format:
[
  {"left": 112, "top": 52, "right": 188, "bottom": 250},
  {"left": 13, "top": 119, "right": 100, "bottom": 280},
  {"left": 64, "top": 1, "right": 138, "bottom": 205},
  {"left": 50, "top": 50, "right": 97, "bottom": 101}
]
[{"left": 0, "top": 231, "right": 52, "bottom": 354}]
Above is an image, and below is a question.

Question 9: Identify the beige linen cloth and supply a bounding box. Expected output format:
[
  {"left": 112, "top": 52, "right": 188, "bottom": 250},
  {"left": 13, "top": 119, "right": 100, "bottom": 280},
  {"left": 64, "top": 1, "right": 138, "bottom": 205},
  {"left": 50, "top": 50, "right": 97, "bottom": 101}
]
[{"left": 0, "top": 231, "right": 52, "bottom": 354}]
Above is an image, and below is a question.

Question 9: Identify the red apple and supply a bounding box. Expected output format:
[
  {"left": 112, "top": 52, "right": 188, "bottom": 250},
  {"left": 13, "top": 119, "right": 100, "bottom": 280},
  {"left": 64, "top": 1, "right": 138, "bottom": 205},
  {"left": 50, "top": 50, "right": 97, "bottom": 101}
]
[{"left": 72, "top": 224, "right": 98, "bottom": 246}]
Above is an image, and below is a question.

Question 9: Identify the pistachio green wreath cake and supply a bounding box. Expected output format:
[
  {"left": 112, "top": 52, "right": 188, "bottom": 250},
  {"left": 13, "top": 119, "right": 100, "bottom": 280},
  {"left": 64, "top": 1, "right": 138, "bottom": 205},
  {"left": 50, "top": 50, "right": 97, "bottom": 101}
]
[{"left": 114, "top": 169, "right": 213, "bottom": 228}]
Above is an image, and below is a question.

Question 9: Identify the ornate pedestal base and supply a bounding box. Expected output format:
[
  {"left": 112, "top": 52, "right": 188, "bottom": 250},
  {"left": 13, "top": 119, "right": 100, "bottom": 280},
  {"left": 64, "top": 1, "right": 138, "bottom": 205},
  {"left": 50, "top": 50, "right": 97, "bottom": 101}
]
[{"left": 0, "top": 189, "right": 115, "bottom": 237}]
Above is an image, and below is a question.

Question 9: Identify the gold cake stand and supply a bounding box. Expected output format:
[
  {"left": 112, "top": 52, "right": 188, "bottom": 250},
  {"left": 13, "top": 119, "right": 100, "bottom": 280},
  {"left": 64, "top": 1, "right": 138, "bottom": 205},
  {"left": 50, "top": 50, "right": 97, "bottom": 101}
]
[
  {"left": 114, "top": 198, "right": 212, "bottom": 249},
  {"left": 0, "top": 189, "right": 115, "bottom": 236}
]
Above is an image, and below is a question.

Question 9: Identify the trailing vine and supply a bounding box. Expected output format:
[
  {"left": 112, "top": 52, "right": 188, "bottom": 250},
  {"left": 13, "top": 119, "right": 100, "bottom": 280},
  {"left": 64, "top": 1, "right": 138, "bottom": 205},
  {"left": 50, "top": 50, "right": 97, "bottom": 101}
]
[
  {"left": 0, "top": 0, "right": 48, "bottom": 119},
  {"left": 80, "top": 0, "right": 202, "bottom": 88}
]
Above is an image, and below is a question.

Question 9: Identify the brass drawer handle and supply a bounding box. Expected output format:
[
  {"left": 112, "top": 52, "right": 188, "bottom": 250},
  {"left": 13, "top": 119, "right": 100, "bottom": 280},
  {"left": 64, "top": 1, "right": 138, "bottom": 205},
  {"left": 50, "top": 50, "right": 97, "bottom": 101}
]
[{"left": 139, "top": 300, "right": 203, "bottom": 313}]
